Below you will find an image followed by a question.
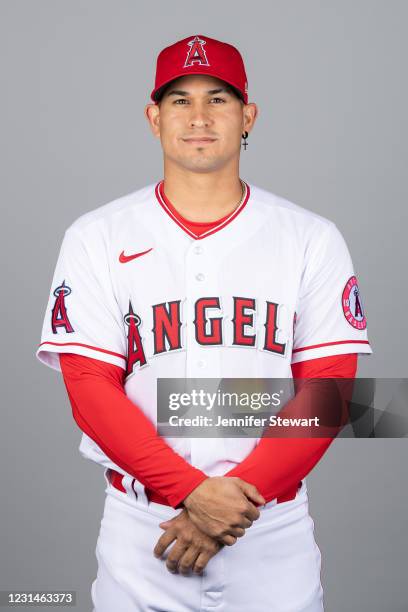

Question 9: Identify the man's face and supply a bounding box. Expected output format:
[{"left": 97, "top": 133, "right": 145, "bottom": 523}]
[{"left": 145, "top": 74, "right": 256, "bottom": 174}]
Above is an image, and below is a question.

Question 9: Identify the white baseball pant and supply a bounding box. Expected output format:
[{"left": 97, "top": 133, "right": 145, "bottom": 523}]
[{"left": 91, "top": 473, "right": 324, "bottom": 612}]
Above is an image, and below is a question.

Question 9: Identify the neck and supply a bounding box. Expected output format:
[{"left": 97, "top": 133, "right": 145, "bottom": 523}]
[{"left": 162, "top": 160, "right": 244, "bottom": 223}]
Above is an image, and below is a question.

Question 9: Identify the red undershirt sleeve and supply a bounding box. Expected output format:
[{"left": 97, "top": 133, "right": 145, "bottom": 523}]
[
  {"left": 60, "top": 352, "right": 356, "bottom": 508},
  {"left": 225, "top": 353, "right": 357, "bottom": 501},
  {"left": 59, "top": 352, "right": 208, "bottom": 508}
]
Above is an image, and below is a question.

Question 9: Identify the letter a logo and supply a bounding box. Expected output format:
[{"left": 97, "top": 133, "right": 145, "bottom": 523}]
[
  {"left": 353, "top": 287, "right": 363, "bottom": 318},
  {"left": 184, "top": 36, "right": 210, "bottom": 68},
  {"left": 51, "top": 280, "right": 74, "bottom": 333},
  {"left": 124, "top": 300, "right": 147, "bottom": 376}
]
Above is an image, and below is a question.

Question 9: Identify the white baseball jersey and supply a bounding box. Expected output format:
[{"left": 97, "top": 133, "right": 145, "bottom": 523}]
[{"left": 36, "top": 180, "right": 373, "bottom": 485}]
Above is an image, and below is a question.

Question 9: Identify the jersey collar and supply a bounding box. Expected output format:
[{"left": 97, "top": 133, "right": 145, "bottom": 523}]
[{"left": 154, "top": 179, "right": 251, "bottom": 241}]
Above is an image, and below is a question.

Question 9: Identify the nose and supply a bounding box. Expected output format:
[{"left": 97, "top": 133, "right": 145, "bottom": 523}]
[{"left": 188, "top": 102, "right": 212, "bottom": 128}]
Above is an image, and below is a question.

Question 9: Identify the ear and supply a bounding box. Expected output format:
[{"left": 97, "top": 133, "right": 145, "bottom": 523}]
[
  {"left": 144, "top": 103, "right": 161, "bottom": 138},
  {"left": 242, "top": 102, "right": 259, "bottom": 135}
]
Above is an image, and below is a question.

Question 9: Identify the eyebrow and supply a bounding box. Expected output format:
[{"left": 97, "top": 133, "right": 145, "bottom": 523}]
[{"left": 165, "top": 87, "right": 231, "bottom": 98}]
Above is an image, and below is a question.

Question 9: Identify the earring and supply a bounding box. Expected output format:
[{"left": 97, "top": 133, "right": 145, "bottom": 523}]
[{"left": 242, "top": 131, "right": 249, "bottom": 150}]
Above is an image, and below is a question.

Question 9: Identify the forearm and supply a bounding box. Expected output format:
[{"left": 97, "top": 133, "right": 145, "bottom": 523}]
[
  {"left": 226, "top": 354, "right": 357, "bottom": 502},
  {"left": 226, "top": 438, "right": 333, "bottom": 502},
  {"left": 60, "top": 353, "right": 208, "bottom": 508}
]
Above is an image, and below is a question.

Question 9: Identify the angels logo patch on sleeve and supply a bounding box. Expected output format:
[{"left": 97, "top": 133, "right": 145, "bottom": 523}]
[
  {"left": 342, "top": 275, "right": 367, "bottom": 330},
  {"left": 51, "top": 280, "right": 74, "bottom": 333}
]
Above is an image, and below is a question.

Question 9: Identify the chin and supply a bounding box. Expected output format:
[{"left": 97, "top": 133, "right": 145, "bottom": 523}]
[{"left": 178, "top": 153, "right": 226, "bottom": 173}]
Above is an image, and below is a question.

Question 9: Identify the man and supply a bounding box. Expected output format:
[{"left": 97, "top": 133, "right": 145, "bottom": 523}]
[{"left": 36, "top": 34, "right": 372, "bottom": 611}]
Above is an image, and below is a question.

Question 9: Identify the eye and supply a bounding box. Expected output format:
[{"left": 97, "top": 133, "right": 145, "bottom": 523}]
[
  {"left": 173, "top": 98, "right": 189, "bottom": 104},
  {"left": 210, "top": 97, "right": 226, "bottom": 103}
]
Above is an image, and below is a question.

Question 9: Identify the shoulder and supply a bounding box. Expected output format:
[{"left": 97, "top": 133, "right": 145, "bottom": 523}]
[
  {"left": 246, "top": 182, "right": 350, "bottom": 262},
  {"left": 66, "top": 183, "right": 156, "bottom": 237},
  {"left": 247, "top": 182, "right": 336, "bottom": 235}
]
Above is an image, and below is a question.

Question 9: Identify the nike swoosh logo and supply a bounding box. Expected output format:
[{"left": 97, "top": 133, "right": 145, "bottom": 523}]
[{"left": 119, "top": 248, "right": 153, "bottom": 263}]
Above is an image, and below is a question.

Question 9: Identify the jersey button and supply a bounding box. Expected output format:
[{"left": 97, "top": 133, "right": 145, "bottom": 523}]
[
  {"left": 193, "top": 245, "right": 203, "bottom": 255},
  {"left": 197, "top": 360, "right": 206, "bottom": 368},
  {"left": 195, "top": 272, "right": 205, "bottom": 281}
]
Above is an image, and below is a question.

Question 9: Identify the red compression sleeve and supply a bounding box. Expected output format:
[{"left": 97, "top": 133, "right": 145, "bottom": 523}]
[
  {"left": 60, "top": 351, "right": 356, "bottom": 508},
  {"left": 225, "top": 353, "right": 358, "bottom": 502},
  {"left": 59, "top": 353, "right": 208, "bottom": 508}
]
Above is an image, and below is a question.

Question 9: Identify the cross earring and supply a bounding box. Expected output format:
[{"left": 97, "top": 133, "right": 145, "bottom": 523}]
[{"left": 242, "top": 131, "right": 249, "bottom": 150}]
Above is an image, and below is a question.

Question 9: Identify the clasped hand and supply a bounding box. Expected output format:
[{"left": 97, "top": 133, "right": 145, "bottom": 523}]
[{"left": 153, "top": 476, "right": 265, "bottom": 576}]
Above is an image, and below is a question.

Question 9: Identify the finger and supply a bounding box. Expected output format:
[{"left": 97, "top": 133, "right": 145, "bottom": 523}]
[
  {"left": 243, "top": 502, "right": 261, "bottom": 522},
  {"left": 220, "top": 534, "right": 238, "bottom": 546},
  {"left": 159, "top": 510, "right": 185, "bottom": 530},
  {"left": 159, "top": 513, "right": 182, "bottom": 529},
  {"left": 166, "top": 541, "right": 190, "bottom": 574},
  {"left": 237, "top": 516, "right": 253, "bottom": 529},
  {"left": 153, "top": 529, "right": 177, "bottom": 558},
  {"left": 238, "top": 481, "right": 266, "bottom": 506},
  {"left": 177, "top": 546, "right": 200, "bottom": 576},
  {"left": 225, "top": 524, "right": 247, "bottom": 537},
  {"left": 193, "top": 551, "right": 212, "bottom": 575},
  {"left": 231, "top": 527, "right": 245, "bottom": 538}
]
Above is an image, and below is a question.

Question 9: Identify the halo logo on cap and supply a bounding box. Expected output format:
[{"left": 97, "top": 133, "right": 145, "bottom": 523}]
[{"left": 184, "top": 36, "right": 210, "bottom": 68}]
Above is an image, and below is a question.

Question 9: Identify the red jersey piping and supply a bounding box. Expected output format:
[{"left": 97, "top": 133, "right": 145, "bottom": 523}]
[
  {"left": 293, "top": 339, "right": 371, "bottom": 353},
  {"left": 154, "top": 180, "right": 250, "bottom": 240},
  {"left": 38, "top": 341, "right": 126, "bottom": 361}
]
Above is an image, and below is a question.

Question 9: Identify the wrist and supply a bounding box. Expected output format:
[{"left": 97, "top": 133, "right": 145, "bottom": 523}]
[
  {"left": 181, "top": 476, "right": 208, "bottom": 509},
  {"left": 172, "top": 473, "right": 209, "bottom": 509}
]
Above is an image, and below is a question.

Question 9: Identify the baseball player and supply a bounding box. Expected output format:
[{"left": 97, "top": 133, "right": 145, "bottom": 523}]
[{"left": 36, "top": 34, "right": 372, "bottom": 611}]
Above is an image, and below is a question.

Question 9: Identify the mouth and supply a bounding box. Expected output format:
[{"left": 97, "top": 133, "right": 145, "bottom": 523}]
[{"left": 182, "top": 137, "right": 217, "bottom": 145}]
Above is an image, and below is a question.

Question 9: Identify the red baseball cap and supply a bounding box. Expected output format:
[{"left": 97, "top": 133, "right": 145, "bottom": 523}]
[{"left": 151, "top": 34, "right": 248, "bottom": 104}]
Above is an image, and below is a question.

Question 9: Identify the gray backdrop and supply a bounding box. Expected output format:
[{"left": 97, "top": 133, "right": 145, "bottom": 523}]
[{"left": 1, "top": 1, "right": 407, "bottom": 610}]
